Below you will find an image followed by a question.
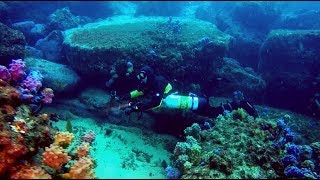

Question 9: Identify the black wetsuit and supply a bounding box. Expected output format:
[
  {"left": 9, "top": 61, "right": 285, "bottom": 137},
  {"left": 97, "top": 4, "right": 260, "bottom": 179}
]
[
  {"left": 130, "top": 74, "right": 170, "bottom": 111},
  {"left": 122, "top": 73, "right": 256, "bottom": 118}
]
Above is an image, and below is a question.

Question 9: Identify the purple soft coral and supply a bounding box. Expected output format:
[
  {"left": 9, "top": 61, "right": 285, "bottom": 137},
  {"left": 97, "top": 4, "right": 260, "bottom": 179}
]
[
  {"left": 21, "top": 70, "right": 43, "bottom": 93},
  {"left": 165, "top": 166, "right": 181, "bottom": 179},
  {"left": 83, "top": 130, "right": 96, "bottom": 144},
  {"left": 8, "top": 59, "right": 26, "bottom": 81}
]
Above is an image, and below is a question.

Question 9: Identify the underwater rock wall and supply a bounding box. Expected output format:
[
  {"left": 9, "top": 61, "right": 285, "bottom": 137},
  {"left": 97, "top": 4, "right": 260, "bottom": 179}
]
[
  {"left": 259, "top": 29, "right": 320, "bottom": 113},
  {"left": 0, "top": 22, "right": 26, "bottom": 65},
  {"left": 63, "top": 16, "right": 235, "bottom": 95},
  {"left": 25, "top": 57, "right": 80, "bottom": 93}
]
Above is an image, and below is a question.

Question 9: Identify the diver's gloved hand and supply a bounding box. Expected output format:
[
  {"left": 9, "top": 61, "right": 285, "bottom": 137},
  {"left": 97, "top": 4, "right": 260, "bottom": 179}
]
[
  {"left": 238, "top": 100, "right": 258, "bottom": 118},
  {"left": 124, "top": 103, "right": 139, "bottom": 115}
]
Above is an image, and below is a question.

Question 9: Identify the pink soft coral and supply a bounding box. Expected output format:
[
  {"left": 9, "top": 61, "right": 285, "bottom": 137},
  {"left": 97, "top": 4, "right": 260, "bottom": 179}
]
[
  {"left": 41, "top": 88, "right": 54, "bottom": 104},
  {"left": 8, "top": 59, "right": 26, "bottom": 81}
]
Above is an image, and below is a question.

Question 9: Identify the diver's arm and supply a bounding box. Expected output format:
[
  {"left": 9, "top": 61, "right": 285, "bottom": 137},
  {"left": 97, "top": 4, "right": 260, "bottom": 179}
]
[
  {"left": 135, "top": 92, "right": 162, "bottom": 111},
  {"left": 120, "top": 90, "right": 144, "bottom": 100}
]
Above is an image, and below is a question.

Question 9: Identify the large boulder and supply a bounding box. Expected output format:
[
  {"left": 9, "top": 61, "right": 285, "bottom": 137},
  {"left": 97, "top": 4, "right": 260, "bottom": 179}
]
[
  {"left": 231, "top": 2, "right": 281, "bottom": 33},
  {"left": 134, "top": 1, "right": 187, "bottom": 16},
  {"left": 227, "top": 36, "right": 262, "bottom": 69},
  {"left": 211, "top": 57, "right": 266, "bottom": 99},
  {"left": 0, "top": 22, "right": 26, "bottom": 65},
  {"left": 47, "top": 7, "right": 92, "bottom": 31},
  {"left": 35, "top": 30, "right": 64, "bottom": 63},
  {"left": 0, "top": 1, "right": 10, "bottom": 24},
  {"left": 258, "top": 29, "right": 320, "bottom": 113},
  {"left": 12, "top": 21, "right": 46, "bottom": 45},
  {"left": 79, "top": 88, "right": 111, "bottom": 111},
  {"left": 276, "top": 10, "right": 320, "bottom": 30},
  {"left": 25, "top": 57, "right": 80, "bottom": 93},
  {"left": 63, "top": 16, "right": 232, "bottom": 94}
]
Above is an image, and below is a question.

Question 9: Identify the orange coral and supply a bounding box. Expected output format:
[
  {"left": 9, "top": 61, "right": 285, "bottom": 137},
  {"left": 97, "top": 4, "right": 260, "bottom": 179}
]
[
  {"left": 42, "top": 144, "right": 71, "bottom": 170},
  {"left": 77, "top": 142, "right": 90, "bottom": 157},
  {"left": 10, "top": 164, "right": 52, "bottom": 179},
  {"left": 54, "top": 131, "right": 74, "bottom": 148},
  {"left": 61, "top": 156, "right": 95, "bottom": 179}
]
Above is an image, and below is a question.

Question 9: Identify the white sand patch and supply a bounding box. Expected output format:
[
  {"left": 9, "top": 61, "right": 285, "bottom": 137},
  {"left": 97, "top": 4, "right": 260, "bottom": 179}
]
[{"left": 52, "top": 114, "right": 174, "bottom": 179}]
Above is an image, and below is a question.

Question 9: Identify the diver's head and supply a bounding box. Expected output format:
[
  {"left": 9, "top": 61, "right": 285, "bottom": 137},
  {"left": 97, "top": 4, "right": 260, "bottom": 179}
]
[{"left": 137, "top": 65, "right": 154, "bottom": 84}]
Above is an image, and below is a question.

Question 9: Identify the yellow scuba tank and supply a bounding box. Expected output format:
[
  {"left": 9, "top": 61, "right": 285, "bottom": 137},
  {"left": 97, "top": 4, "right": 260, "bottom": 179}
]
[{"left": 163, "top": 94, "right": 199, "bottom": 110}]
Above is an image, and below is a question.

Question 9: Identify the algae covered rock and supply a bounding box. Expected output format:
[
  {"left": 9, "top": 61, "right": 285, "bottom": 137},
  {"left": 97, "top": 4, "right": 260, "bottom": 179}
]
[
  {"left": 79, "top": 88, "right": 111, "bottom": 110},
  {"left": 258, "top": 29, "right": 320, "bottom": 112},
  {"left": 0, "top": 22, "right": 26, "bottom": 65},
  {"left": 213, "top": 57, "right": 266, "bottom": 98},
  {"left": 63, "top": 16, "right": 231, "bottom": 84},
  {"left": 25, "top": 57, "right": 80, "bottom": 93}
]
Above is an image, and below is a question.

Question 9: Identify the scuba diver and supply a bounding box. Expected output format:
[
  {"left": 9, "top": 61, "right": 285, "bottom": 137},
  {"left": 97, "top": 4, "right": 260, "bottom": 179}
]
[{"left": 112, "top": 65, "right": 258, "bottom": 119}]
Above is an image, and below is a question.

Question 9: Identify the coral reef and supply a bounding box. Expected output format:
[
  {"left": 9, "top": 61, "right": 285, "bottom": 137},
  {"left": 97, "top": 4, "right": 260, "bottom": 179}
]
[
  {"left": 170, "top": 108, "right": 320, "bottom": 179},
  {"left": 42, "top": 144, "right": 71, "bottom": 170},
  {"left": 0, "top": 59, "right": 96, "bottom": 179},
  {"left": 9, "top": 164, "right": 52, "bottom": 179},
  {"left": 61, "top": 156, "right": 95, "bottom": 179}
]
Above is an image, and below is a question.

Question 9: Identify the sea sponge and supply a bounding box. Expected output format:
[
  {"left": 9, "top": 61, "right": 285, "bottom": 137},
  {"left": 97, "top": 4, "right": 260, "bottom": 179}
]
[
  {"left": 10, "top": 164, "right": 52, "bottom": 179},
  {"left": 53, "top": 131, "right": 74, "bottom": 148},
  {"left": 61, "top": 156, "right": 95, "bottom": 179},
  {"left": 42, "top": 144, "right": 71, "bottom": 170}
]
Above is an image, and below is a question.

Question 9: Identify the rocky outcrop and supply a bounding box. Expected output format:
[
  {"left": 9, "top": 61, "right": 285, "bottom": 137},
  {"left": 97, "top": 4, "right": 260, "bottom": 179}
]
[
  {"left": 0, "top": 22, "right": 26, "bottom": 65},
  {"left": 258, "top": 29, "right": 320, "bottom": 113},
  {"left": 35, "top": 30, "right": 64, "bottom": 63},
  {"left": 276, "top": 10, "right": 320, "bottom": 30},
  {"left": 12, "top": 21, "right": 46, "bottom": 45},
  {"left": 63, "top": 16, "right": 232, "bottom": 93},
  {"left": 0, "top": 1, "right": 10, "bottom": 24},
  {"left": 25, "top": 57, "right": 80, "bottom": 93},
  {"left": 211, "top": 57, "right": 266, "bottom": 99},
  {"left": 79, "top": 88, "right": 111, "bottom": 111},
  {"left": 47, "top": 7, "right": 92, "bottom": 31}
]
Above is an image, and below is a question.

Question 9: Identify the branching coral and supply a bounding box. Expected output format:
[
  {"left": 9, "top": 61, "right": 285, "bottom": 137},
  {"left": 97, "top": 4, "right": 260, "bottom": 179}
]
[
  {"left": 42, "top": 144, "right": 71, "bottom": 171},
  {"left": 61, "top": 156, "right": 96, "bottom": 179},
  {"left": 53, "top": 131, "right": 75, "bottom": 148},
  {"left": 77, "top": 142, "right": 90, "bottom": 157}
]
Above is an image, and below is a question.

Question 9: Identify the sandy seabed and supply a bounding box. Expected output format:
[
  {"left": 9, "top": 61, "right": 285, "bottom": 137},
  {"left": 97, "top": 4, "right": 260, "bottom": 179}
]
[{"left": 52, "top": 113, "right": 175, "bottom": 179}]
